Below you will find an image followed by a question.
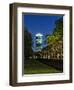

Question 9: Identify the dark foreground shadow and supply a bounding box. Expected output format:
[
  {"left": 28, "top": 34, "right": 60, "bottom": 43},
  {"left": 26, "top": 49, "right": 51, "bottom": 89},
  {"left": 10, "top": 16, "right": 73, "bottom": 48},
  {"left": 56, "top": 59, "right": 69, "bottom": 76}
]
[{"left": 35, "top": 58, "right": 63, "bottom": 72}]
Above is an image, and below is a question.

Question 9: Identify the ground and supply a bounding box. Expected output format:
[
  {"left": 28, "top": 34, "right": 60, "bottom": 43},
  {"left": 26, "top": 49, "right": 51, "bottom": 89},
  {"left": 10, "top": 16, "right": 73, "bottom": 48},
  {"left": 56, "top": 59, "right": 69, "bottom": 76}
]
[{"left": 24, "top": 59, "right": 62, "bottom": 74}]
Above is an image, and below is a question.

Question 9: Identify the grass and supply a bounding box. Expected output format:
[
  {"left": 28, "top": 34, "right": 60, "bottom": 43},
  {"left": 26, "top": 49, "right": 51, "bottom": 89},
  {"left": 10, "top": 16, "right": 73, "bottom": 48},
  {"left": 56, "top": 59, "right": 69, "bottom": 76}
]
[{"left": 24, "top": 59, "right": 62, "bottom": 74}]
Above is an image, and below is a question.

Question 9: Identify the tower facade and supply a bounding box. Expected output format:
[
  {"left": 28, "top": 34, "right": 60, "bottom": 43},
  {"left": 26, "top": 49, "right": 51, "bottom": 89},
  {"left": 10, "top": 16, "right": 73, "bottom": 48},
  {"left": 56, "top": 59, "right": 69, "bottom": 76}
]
[{"left": 35, "top": 33, "right": 43, "bottom": 51}]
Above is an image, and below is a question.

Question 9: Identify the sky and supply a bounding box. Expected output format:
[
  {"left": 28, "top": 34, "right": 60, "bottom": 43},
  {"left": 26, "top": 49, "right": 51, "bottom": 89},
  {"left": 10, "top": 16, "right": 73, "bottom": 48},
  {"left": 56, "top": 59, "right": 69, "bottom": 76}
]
[
  {"left": 23, "top": 14, "right": 63, "bottom": 36},
  {"left": 23, "top": 14, "right": 63, "bottom": 51}
]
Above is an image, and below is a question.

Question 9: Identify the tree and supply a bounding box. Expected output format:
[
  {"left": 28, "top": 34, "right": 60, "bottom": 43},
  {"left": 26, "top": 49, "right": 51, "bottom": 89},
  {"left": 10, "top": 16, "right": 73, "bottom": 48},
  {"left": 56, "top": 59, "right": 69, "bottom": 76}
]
[
  {"left": 53, "top": 17, "right": 63, "bottom": 40},
  {"left": 46, "top": 17, "right": 63, "bottom": 59},
  {"left": 24, "top": 27, "right": 33, "bottom": 59}
]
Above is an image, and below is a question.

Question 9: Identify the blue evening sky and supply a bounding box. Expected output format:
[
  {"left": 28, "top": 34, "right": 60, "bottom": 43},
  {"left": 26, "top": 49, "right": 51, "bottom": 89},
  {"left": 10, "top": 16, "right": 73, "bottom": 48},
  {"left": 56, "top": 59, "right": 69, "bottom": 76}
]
[
  {"left": 23, "top": 14, "right": 63, "bottom": 50},
  {"left": 23, "top": 14, "right": 63, "bottom": 36}
]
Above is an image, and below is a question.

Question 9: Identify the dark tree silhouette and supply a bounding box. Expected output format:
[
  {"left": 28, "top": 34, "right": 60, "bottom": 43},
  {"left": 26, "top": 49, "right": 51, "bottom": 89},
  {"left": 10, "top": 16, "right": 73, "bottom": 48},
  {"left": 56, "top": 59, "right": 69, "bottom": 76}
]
[
  {"left": 24, "top": 27, "right": 33, "bottom": 59},
  {"left": 53, "top": 17, "right": 63, "bottom": 40}
]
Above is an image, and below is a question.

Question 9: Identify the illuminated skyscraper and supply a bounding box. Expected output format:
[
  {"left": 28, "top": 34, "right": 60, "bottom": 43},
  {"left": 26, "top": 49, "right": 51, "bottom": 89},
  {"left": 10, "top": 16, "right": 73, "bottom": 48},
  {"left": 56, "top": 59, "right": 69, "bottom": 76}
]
[{"left": 35, "top": 33, "right": 43, "bottom": 51}]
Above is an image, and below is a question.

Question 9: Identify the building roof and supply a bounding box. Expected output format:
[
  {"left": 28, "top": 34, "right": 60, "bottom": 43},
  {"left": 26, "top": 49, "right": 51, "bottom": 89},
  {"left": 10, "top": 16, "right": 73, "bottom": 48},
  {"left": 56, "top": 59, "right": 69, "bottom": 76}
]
[{"left": 35, "top": 33, "right": 43, "bottom": 37}]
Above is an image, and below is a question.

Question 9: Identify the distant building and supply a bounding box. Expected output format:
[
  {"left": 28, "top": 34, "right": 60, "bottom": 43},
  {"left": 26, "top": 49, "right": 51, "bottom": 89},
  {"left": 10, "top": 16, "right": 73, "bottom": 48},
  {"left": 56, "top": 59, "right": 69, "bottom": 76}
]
[{"left": 35, "top": 33, "right": 43, "bottom": 51}]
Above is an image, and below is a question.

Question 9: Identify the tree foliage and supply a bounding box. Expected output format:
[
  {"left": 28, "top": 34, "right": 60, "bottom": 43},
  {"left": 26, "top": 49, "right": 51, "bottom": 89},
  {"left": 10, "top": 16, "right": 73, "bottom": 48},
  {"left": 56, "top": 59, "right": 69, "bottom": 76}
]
[
  {"left": 24, "top": 27, "right": 33, "bottom": 59},
  {"left": 53, "top": 17, "right": 63, "bottom": 40},
  {"left": 46, "top": 17, "right": 63, "bottom": 59}
]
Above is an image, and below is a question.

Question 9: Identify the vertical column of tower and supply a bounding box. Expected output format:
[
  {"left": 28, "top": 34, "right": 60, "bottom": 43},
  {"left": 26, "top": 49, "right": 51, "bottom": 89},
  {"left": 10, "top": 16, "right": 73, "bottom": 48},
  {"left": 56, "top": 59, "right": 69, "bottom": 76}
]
[{"left": 35, "top": 33, "right": 43, "bottom": 52}]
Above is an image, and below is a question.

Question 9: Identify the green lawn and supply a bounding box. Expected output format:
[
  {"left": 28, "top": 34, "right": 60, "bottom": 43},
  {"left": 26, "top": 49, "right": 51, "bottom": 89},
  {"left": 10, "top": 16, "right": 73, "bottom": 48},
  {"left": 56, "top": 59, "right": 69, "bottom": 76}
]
[{"left": 24, "top": 59, "right": 61, "bottom": 74}]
